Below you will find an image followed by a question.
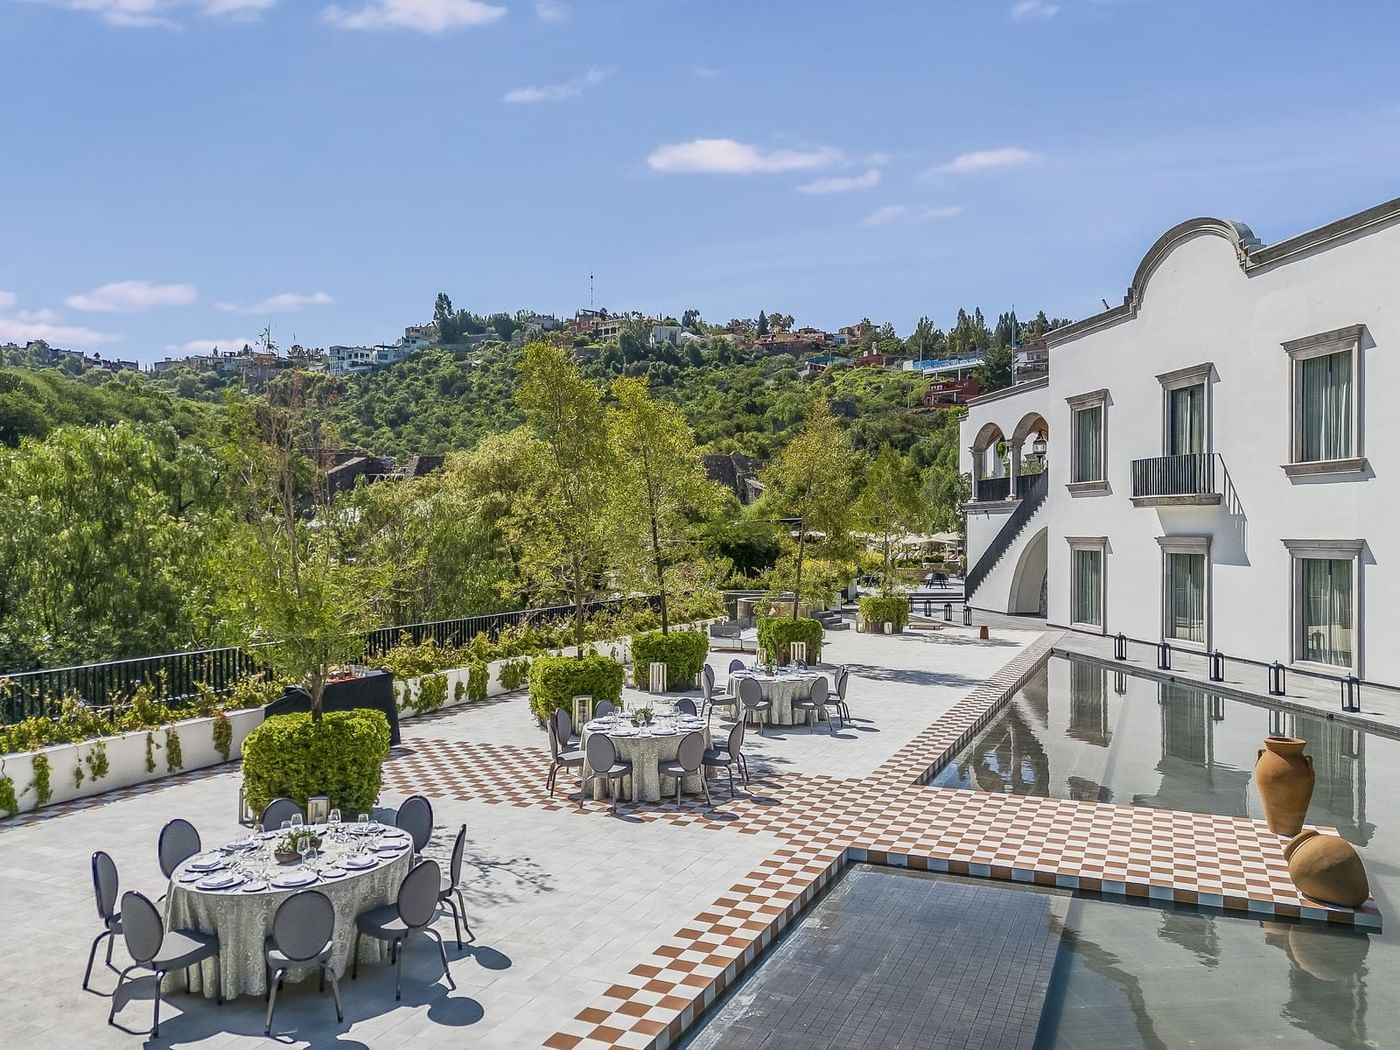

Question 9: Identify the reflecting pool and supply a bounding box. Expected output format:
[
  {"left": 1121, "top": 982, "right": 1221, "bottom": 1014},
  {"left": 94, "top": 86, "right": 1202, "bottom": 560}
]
[{"left": 929, "top": 655, "right": 1397, "bottom": 1048}]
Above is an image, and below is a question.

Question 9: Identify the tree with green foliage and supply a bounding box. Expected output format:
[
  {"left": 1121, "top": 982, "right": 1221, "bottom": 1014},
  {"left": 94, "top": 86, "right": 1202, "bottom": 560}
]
[
  {"left": 434, "top": 292, "right": 460, "bottom": 345},
  {"left": 212, "top": 391, "right": 380, "bottom": 718},
  {"left": 606, "top": 376, "right": 724, "bottom": 633},
  {"left": 514, "top": 342, "right": 615, "bottom": 652},
  {"left": 756, "top": 311, "right": 769, "bottom": 337},
  {"left": 856, "top": 445, "right": 931, "bottom": 593},
  {"left": 975, "top": 341, "right": 1015, "bottom": 393},
  {"left": 759, "top": 400, "right": 860, "bottom": 618}
]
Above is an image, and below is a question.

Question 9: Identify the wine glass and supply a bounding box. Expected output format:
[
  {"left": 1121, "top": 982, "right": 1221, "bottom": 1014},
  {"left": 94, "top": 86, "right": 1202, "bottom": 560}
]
[
  {"left": 290, "top": 812, "right": 304, "bottom": 829},
  {"left": 358, "top": 813, "right": 370, "bottom": 835},
  {"left": 280, "top": 819, "right": 292, "bottom": 835}
]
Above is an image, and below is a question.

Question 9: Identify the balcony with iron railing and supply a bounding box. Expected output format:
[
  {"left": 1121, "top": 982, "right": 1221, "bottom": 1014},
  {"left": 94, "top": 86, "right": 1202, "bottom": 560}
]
[
  {"left": 973, "top": 475, "right": 1013, "bottom": 503},
  {"left": 1130, "top": 452, "right": 1223, "bottom": 506}
]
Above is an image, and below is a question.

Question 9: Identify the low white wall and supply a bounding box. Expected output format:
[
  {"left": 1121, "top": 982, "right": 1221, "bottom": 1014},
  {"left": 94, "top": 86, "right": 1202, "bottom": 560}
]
[{"left": 0, "top": 707, "right": 264, "bottom": 816}]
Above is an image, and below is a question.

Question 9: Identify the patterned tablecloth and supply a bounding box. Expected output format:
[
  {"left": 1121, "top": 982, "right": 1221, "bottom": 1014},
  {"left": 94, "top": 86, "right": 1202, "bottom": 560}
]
[
  {"left": 729, "top": 669, "right": 825, "bottom": 726},
  {"left": 579, "top": 718, "right": 713, "bottom": 802},
  {"left": 164, "top": 824, "right": 413, "bottom": 999}
]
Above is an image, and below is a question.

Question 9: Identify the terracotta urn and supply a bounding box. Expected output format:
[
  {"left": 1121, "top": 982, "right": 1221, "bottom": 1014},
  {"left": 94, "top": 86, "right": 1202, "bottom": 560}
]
[
  {"left": 1285, "top": 830, "right": 1369, "bottom": 908},
  {"left": 1254, "top": 736, "right": 1314, "bottom": 836}
]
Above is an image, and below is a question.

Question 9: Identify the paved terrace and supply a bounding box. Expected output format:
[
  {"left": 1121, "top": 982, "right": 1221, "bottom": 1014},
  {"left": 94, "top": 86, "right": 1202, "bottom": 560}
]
[{"left": 0, "top": 621, "right": 1378, "bottom": 1050}]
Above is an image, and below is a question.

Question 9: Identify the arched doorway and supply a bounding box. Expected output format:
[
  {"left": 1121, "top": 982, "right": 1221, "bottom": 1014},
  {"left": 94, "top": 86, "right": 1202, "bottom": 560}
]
[
  {"left": 969, "top": 422, "right": 1008, "bottom": 501},
  {"left": 1009, "top": 526, "right": 1048, "bottom": 616},
  {"left": 1010, "top": 412, "right": 1049, "bottom": 498}
]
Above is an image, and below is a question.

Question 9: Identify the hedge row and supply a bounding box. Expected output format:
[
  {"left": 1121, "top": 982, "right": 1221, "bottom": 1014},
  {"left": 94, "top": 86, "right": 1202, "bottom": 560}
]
[
  {"left": 528, "top": 654, "right": 625, "bottom": 724},
  {"left": 756, "top": 617, "right": 824, "bottom": 664},
  {"left": 241, "top": 709, "right": 392, "bottom": 817},
  {"left": 859, "top": 594, "right": 909, "bottom": 631},
  {"left": 630, "top": 630, "right": 709, "bottom": 690}
]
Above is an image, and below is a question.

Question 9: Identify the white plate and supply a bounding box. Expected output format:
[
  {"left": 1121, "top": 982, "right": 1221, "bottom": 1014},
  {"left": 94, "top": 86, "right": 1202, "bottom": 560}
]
[
  {"left": 271, "top": 870, "right": 318, "bottom": 889},
  {"left": 649, "top": 729, "right": 678, "bottom": 737},
  {"left": 197, "top": 872, "right": 244, "bottom": 891},
  {"left": 373, "top": 842, "right": 406, "bottom": 854},
  {"left": 320, "top": 867, "right": 348, "bottom": 880},
  {"left": 343, "top": 854, "right": 377, "bottom": 870},
  {"left": 187, "top": 857, "right": 226, "bottom": 873},
  {"left": 381, "top": 828, "right": 409, "bottom": 839},
  {"left": 177, "top": 871, "right": 204, "bottom": 884},
  {"left": 241, "top": 880, "right": 270, "bottom": 893}
]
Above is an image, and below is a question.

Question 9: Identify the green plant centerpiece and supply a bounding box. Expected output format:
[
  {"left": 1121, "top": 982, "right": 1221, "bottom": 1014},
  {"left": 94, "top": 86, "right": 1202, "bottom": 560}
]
[
  {"left": 756, "top": 616, "right": 825, "bottom": 665},
  {"left": 528, "top": 653, "right": 624, "bottom": 724},
  {"left": 629, "top": 629, "right": 708, "bottom": 690},
  {"left": 634, "top": 705, "right": 653, "bottom": 726},
  {"left": 274, "top": 828, "right": 322, "bottom": 864},
  {"left": 240, "top": 709, "right": 391, "bottom": 817}
]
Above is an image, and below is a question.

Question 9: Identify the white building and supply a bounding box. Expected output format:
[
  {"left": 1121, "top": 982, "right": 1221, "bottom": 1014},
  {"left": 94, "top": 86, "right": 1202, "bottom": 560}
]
[
  {"left": 649, "top": 324, "right": 684, "bottom": 347},
  {"left": 327, "top": 345, "right": 374, "bottom": 376},
  {"left": 960, "top": 196, "right": 1400, "bottom": 686}
]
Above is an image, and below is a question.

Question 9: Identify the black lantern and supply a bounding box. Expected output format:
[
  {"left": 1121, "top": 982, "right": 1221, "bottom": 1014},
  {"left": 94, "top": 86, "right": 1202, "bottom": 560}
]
[{"left": 1030, "top": 430, "right": 1047, "bottom": 465}]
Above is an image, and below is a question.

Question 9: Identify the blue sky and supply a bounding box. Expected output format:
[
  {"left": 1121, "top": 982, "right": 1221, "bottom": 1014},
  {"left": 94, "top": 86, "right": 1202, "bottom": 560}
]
[{"left": 3, "top": 0, "right": 1399, "bottom": 364}]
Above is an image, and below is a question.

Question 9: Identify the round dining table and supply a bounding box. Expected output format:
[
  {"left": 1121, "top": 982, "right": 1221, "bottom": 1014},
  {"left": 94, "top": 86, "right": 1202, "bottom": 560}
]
[
  {"left": 164, "top": 822, "right": 413, "bottom": 999},
  {"left": 729, "top": 668, "right": 827, "bottom": 727},
  {"left": 579, "top": 716, "right": 713, "bottom": 802}
]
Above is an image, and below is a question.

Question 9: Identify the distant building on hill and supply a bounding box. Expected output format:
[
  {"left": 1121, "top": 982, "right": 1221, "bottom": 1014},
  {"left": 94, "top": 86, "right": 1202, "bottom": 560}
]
[{"left": 323, "top": 451, "right": 446, "bottom": 498}]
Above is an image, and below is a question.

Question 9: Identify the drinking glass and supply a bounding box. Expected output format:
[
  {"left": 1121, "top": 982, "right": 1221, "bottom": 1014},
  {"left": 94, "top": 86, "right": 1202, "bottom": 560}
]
[
  {"left": 358, "top": 813, "right": 370, "bottom": 834},
  {"left": 329, "top": 808, "right": 341, "bottom": 827},
  {"left": 290, "top": 813, "right": 304, "bottom": 829},
  {"left": 280, "top": 819, "right": 292, "bottom": 834}
]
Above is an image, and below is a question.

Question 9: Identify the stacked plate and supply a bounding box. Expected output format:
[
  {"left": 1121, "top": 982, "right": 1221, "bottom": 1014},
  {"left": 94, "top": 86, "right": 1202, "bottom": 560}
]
[
  {"left": 187, "top": 855, "right": 226, "bottom": 874},
  {"left": 240, "top": 879, "right": 270, "bottom": 893},
  {"left": 343, "top": 854, "right": 377, "bottom": 871}
]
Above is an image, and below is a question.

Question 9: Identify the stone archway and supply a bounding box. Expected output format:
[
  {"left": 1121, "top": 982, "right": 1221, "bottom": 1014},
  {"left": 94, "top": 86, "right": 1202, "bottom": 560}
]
[
  {"left": 1009, "top": 412, "right": 1049, "bottom": 487},
  {"left": 1008, "top": 526, "right": 1048, "bottom": 616}
]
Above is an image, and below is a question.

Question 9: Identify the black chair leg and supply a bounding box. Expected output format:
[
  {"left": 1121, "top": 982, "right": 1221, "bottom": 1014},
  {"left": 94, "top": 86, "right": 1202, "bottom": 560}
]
[
  {"left": 428, "top": 928, "right": 456, "bottom": 991},
  {"left": 448, "top": 896, "right": 464, "bottom": 949},
  {"left": 107, "top": 965, "right": 135, "bottom": 1025},
  {"left": 327, "top": 966, "right": 344, "bottom": 1023},
  {"left": 83, "top": 930, "right": 107, "bottom": 991},
  {"left": 456, "top": 889, "right": 473, "bottom": 942},
  {"left": 353, "top": 933, "right": 361, "bottom": 980},
  {"left": 394, "top": 937, "right": 404, "bottom": 1001},
  {"left": 152, "top": 968, "right": 165, "bottom": 1038}
]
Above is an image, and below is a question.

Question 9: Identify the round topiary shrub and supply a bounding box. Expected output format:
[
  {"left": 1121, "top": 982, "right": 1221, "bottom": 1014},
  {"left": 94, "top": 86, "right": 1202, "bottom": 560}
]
[
  {"left": 528, "top": 654, "right": 624, "bottom": 724},
  {"left": 756, "top": 616, "right": 825, "bottom": 664},
  {"left": 241, "top": 710, "right": 391, "bottom": 817},
  {"left": 859, "top": 594, "right": 909, "bottom": 632},
  {"left": 630, "top": 630, "right": 709, "bottom": 689}
]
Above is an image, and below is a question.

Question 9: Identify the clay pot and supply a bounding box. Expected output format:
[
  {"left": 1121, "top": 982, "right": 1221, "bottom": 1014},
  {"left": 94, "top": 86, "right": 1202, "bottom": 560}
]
[
  {"left": 1285, "top": 830, "right": 1370, "bottom": 908},
  {"left": 1254, "top": 736, "right": 1314, "bottom": 836}
]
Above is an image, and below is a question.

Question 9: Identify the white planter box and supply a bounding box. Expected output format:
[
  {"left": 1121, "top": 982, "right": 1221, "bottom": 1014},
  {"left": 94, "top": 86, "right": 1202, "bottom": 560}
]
[{"left": 0, "top": 707, "right": 263, "bottom": 816}]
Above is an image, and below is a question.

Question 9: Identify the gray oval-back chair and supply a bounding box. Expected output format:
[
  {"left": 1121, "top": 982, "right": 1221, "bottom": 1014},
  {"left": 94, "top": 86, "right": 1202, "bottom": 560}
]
[
  {"left": 702, "top": 665, "right": 739, "bottom": 726},
  {"left": 84, "top": 850, "right": 123, "bottom": 991},
  {"left": 581, "top": 733, "right": 633, "bottom": 814},
  {"left": 728, "top": 658, "right": 746, "bottom": 674},
  {"left": 354, "top": 860, "right": 454, "bottom": 1001},
  {"left": 702, "top": 719, "right": 747, "bottom": 798},
  {"left": 738, "top": 676, "right": 771, "bottom": 735},
  {"left": 547, "top": 711, "right": 585, "bottom": 799},
  {"left": 158, "top": 818, "right": 202, "bottom": 880},
  {"left": 657, "top": 730, "right": 711, "bottom": 807},
  {"left": 109, "top": 891, "right": 221, "bottom": 1037},
  {"left": 438, "top": 824, "right": 474, "bottom": 949},
  {"left": 260, "top": 797, "right": 304, "bottom": 833},
  {"left": 593, "top": 699, "right": 617, "bottom": 719},
  {"left": 675, "top": 698, "right": 699, "bottom": 717},
  {"left": 263, "top": 890, "right": 342, "bottom": 1035},
  {"left": 793, "top": 676, "right": 835, "bottom": 734},
  {"left": 395, "top": 794, "right": 434, "bottom": 855},
  {"left": 833, "top": 667, "right": 851, "bottom": 726}
]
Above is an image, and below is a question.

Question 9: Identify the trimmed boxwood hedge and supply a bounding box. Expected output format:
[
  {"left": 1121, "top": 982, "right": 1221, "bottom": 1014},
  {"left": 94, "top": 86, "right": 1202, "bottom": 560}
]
[
  {"left": 859, "top": 594, "right": 909, "bottom": 632},
  {"left": 630, "top": 630, "right": 709, "bottom": 689},
  {"left": 756, "top": 616, "right": 824, "bottom": 664},
  {"left": 241, "top": 709, "right": 391, "bottom": 817},
  {"left": 528, "top": 653, "right": 625, "bottom": 724}
]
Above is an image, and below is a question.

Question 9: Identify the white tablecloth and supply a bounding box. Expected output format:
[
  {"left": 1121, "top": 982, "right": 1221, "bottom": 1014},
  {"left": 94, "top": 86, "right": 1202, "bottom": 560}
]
[
  {"left": 729, "top": 670, "right": 825, "bottom": 726},
  {"left": 164, "top": 826, "right": 413, "bottom": 999},
  {"left": 579, "top": 721, "right": 712, "bottom": 802}
]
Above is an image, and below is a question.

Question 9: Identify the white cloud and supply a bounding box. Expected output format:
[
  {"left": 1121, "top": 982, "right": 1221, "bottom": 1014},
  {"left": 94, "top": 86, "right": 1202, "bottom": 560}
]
[
  {"left": 66, "top": 280, "right": 197, "bottom": 313},
  {"left": 1010, "top": 0, "right": 1059, "bottom": 20},
  {"left": 533, "top": 0, "right": 565, "bottom": 20},
  {"left": 797, "top": 168, "right": 881, "bottom": 195},
  {"left": 165, "top": 337, "right": 257, "bottom": 356},
  {"left": 503, "top": 66, "right": 609, "bottom": 104},
  {"left": 29, "top": 0, "right": 276, "bottom": 29},
  {"left": 0, "top": 315, "right": 120, "bottom": 348},
  {"left": 215, "top": 291, "right": 334, "bottom": 314},
  {"left": 863, "top": 203, "right": 961, "bottom": 227},
  {"left": 16, "top": 308, "right": 61, "bottom": 323},
  {"left": 322, "top": 0, "right": 505, "bottom": 32},
  {"left": 933, "top": 146, "right": 1039, "bottom": 174},
  {"left": 0, "top": 291, "right": 14, "bottom": 311},
  {"left": 647, "top": 138, "right": 842, "bottom": 175}
]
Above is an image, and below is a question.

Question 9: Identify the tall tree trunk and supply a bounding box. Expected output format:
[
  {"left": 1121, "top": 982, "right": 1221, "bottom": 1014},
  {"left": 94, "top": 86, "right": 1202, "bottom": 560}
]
[
  {"left": 791, "top": 528, "right": 806, "bottom": 619},
  {"left": 650, "top": 508, "right": 668, "bottom": 634},
  {"left": 883, "top": 535, "right": 892, "bottom": 594},
  {"left": 572, "top": 554, "right": 586, "bottom": 656}
]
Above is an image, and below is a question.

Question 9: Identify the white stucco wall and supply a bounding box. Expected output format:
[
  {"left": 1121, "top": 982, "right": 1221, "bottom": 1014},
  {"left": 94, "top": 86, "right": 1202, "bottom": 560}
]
[{"left": 961, "top": 203, "right": 1400, "bottom": 685}]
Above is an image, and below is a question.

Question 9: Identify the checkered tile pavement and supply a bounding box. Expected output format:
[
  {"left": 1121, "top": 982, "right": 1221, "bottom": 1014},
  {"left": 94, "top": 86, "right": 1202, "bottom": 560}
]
[{"left": 378, "top": 631, "right": 1380, "bottom": 1049}]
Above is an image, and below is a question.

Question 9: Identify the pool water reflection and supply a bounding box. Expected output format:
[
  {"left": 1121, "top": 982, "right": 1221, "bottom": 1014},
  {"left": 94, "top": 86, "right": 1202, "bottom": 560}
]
[{"left": 931, "top": 656, "right": 1395, "bottom": 1049}]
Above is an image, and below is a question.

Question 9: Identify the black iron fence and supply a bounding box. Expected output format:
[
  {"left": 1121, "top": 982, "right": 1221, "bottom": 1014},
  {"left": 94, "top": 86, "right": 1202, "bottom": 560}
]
[
  {"left": 1, "top": 595, "right": 663, "bottom": 725},
  {"left": 975, "top": 476, "right": 1012, "bottom": 502},
  {"left": 1131, "top": 452, "right": 1220, "bottom": 499},
  {"left": 0, "top": 646, "right": 266, "bottom": 726}
]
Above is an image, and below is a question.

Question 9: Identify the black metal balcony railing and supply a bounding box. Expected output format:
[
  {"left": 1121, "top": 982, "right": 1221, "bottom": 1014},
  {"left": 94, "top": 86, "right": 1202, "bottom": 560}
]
[
  {"left": 975, "top": 476, "right": 1012, "bottom": 502},
  {"left": 1015, "top": 471, "right": 1045, "bottom": 498},
  {"left": 1131, "top": 453, "right": 1221, "bottom": 499}
]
